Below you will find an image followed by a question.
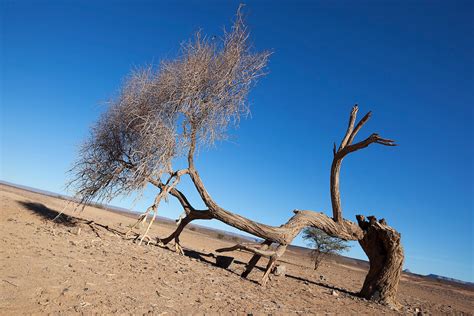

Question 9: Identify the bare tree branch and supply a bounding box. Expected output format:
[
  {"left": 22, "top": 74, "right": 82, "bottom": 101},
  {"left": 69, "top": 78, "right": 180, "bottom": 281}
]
[
  {"left": 331, "top": 107, "right": 396, "bottom": 222},
  {"left": 339, "top": 104, "right": 358, "bottom": 150},
  {"left": 216, "top": 243, "right": 276, "bottom": 257},
  {"left": 346, "top": 110, "right": 372, "bottom": 146}
]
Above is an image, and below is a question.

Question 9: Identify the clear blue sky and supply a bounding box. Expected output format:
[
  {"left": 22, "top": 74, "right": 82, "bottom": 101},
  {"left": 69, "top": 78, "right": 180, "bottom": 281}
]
[{"left": 1, "top": 0, "right": 472, "bottom": 282}]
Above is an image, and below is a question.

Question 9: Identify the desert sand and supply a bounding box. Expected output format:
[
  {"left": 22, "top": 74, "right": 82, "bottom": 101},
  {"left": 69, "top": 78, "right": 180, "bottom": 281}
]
[{"left": 1, "top": 183, "right": 472, "bottom": 314}]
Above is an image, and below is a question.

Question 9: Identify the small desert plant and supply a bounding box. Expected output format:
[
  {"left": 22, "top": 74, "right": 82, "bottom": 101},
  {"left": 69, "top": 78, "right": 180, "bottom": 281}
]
[
  {"left": 216, "top": 233, "right": 225, "bottom": 240},
  {"left": 303, "top": 227, "right": 350, "bottom": 270}
]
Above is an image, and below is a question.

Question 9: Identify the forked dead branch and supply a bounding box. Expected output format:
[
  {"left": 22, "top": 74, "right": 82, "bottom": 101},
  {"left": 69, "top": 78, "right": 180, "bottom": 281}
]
[{"left": 69, "top": 6, "right": 404, "bottom": 309}]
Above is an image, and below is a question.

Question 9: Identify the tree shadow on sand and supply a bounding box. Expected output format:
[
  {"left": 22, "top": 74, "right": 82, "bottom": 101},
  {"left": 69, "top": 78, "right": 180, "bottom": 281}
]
[
  {"left": 17, "top": 200, "right": 125, "bottom": 237},
  {"left": 17, "top": 201, "right": 79, "bottom": 227}
]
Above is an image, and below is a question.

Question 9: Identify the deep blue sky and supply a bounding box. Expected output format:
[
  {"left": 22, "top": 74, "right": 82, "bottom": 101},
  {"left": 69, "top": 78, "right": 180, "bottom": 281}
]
[{"left": 1, "top": 0, "right": 473, "bottom": 282}]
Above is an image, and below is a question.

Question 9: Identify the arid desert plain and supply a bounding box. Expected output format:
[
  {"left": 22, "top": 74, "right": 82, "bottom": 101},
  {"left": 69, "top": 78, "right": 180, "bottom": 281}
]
[{"left": 1, "top": 183, "right": 473, "bottom": 315}]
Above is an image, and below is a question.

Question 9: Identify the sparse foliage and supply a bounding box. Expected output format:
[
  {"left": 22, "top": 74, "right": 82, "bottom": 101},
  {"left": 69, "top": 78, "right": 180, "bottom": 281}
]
[
  {"left": 70, "top": 67, "right": 179, "bottom": 204},
  {"left": 68, "top": 5, "right": 270, "bottom": 204},
  {"left": 303, "top": 227, "right": 350, "bottom": 270}
]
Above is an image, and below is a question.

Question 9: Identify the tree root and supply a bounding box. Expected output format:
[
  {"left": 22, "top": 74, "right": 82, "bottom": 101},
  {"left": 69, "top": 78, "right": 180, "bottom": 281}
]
[{"left": 174, "top": 242, "right": 184, "bottom": 255}]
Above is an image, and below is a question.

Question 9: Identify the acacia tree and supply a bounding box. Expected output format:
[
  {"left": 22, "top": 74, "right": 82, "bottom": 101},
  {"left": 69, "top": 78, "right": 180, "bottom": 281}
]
[
  {"left": 69, "top": 6, "right": 404, "bottom": 308},
  {"left": 303, "top": 227, "right": 350, "bottom": 270}
]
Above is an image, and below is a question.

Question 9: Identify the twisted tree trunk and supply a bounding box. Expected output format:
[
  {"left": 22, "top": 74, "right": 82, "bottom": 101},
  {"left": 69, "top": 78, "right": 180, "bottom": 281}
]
[
  {"left": 330, "top": 105, "right": 403, "bottom": 307},
  {"left": 356, "top": 215, "right": 404, "bottom": 308}
]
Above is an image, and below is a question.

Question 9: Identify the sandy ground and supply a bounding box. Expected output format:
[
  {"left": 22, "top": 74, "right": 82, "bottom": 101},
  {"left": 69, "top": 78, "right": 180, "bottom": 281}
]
[{"left": 1, "top": 184, "right": 473, "bottom": 315}]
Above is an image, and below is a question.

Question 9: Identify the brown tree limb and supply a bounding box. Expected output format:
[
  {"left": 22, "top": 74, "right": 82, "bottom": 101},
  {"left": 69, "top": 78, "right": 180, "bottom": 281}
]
[
  {"left": 149, "top": 175, "right": 203, "bottom": 216},
  {"left": 331, "top": 106, "right": 396, "bottom": 222},
  {"left": 216, "top": 243, "right": 277, "bottom": 257},
  {"left": 347, "top": 111, "right": 372, "bottom": 146},
  {"left": 339, "top": 104, "right": 359, "bottom": 150},
  {"left": 341, "top": 133, "right": 396, "bottom": 157},
  {"left": 158, "top": 208, "right": 213, "bottom": 246}
]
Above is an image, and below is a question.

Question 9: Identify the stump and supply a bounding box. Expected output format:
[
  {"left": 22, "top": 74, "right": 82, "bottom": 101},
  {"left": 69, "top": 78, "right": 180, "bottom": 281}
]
[{"left": 357, "top": 215, "right": 404, "bottom": 309}]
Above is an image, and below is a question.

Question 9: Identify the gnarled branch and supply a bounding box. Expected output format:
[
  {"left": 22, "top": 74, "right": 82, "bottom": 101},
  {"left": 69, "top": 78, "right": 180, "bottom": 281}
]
[{"left": 331, "top": 105, "right": 396, "bottom": 222}]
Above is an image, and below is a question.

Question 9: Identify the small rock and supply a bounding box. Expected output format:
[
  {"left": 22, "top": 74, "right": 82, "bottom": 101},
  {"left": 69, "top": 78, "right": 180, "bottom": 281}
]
[
  {"left": 80, "top": 301, "right": 91, "bottom": 307},
  {"left": 319, "top": 275, "right": 326, "bottom": 281},
  {"left": 71, "top": 227, "right": 81, "bottom": 235},
  {"left": 331, "top": 290, "right": 339, "bottom": 297},
  {"left": 273, "top": 265, "right": 286, "bottom": 277}
]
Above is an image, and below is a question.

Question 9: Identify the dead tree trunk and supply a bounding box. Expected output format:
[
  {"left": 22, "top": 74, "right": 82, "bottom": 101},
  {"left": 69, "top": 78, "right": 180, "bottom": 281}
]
[
  {"left": 331, "top": 105, "right": 404, "bottom": 307},
  {"left": 356, "top": 215, "right": 404, "bottom": 308}
]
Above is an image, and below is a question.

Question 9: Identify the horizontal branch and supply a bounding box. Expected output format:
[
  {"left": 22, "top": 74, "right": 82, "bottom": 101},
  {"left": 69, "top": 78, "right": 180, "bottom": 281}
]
[
  {"left": 341, "top": 133, "right": 396, "bottom": 156},
  {"left": 216, "top": 243, "right": 276, "bottom": 257}
]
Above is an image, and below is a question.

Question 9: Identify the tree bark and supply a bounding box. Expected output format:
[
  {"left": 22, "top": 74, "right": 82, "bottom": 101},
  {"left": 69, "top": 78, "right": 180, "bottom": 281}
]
[
  {"left": 357, "top": 215, "right": 404, "bottom": 308},
  {"left": 327, "top": 105, "right": 403, "bottom": 307},
  {"left": 330, "top": 159, "right": 343, "bottom": 222},
  {"left": 187, "top": 166, "right": 363, "bottom": 244}
]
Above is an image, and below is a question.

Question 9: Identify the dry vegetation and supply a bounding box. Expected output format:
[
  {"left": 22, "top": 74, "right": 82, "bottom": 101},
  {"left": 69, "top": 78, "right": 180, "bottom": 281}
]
[{"left": 66, "top": 6, "right": 406, "bottom": 307}]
